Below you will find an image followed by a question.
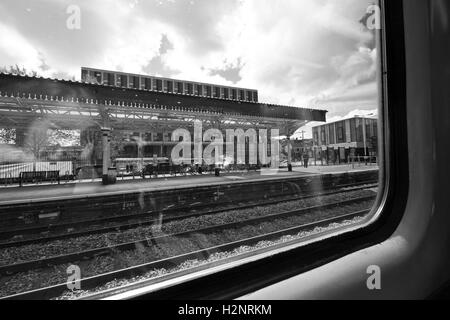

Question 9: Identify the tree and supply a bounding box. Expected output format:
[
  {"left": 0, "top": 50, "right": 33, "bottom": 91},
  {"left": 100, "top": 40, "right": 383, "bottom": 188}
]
[
  {"left": 0, "top": 65, "right": 40, "bottom": 77},
  {"left": 84, "top": 74, "right": 100, "bottom": 84},
  {"left": 48, "top": 129, "right": 80, "bottom": 147},
  {"left": 110, "top": 131, "right": 125, "bottom": 160},
  {"left": 23, "top": 126, "right": 48, "bottom": 160},
  {"left": 0, "top": 128, "right": 16, "bottom": 144}
]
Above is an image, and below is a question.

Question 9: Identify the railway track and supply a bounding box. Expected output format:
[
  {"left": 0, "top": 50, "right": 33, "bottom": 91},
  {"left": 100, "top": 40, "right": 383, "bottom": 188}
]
[
  {"left": 2, "top": 206, "right": 371, "bottom": 300},
  {"left": 0, "top": 195, "right": 375, "bottom": 276},
  {"left": 0, "top": 182, "right": 378, "bottom": 248}
]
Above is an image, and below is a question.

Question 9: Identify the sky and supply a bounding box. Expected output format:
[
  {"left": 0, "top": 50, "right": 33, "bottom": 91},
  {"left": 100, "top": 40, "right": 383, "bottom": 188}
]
[{"left": 0, "top": 0, "right": 379, "bottom": 139}]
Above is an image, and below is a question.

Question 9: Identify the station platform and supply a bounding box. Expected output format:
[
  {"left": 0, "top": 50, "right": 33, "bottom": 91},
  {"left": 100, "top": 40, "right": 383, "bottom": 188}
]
[
  {"left": 292, "top": 163, "right": 379, "bottom": 175},
  {"left": 0, "top": 165, "right": 379, "bottom": 205}
]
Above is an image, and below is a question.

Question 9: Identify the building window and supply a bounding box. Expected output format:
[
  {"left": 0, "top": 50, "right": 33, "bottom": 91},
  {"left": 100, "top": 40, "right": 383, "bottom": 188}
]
[
  {"left": 337, "top": 124, "right": 344, "bottom": 142},
  {"left": 95, "top": 72, "right": 102, "bottom": 84},
  {"left": 213, "top": 86, "right": 220, "bottom": 98},
  {"left": 195, "top": 84, "right": 202, "bottom": 96},
  {"left": 186, "top": 83, "right": 193, "bottom": 95},
  {"left": 328, "top": 125, "right": 335, "bottom": 145},
  {"left": 156, "top": 79, "right": 163, "bottom": 91},
  {"left": 81, "top": 69, "right": 88, "bottom": 81},
  {"left": 239, "top": 90, "right": 245, "bottom": 101},
  {"left": 350, "top": 118, "right": 357, "bottom": 142},
  {"left": 231, "top": 89, "right": 237, "bottom": 100},
  {"left": 253, "top": 91, "right": 258, "bottom": 102},
  {"left": 176, "top": 82, "right": 183, "bottom": 94},
  {"left": 119, "top": 75, "right": 128, "bottom": 88},
  {"left": 246, "top": 91, "right": 252, "bottom": 102},
  {"left": 131, "top": 76, "right": 139, "bottom": 89},
  {"left": 144, "top": 78, "right": 152, "bottom": 90},
  {"left": 167, "top": 81, "right": 173, "bottom": 93},
  {"left": 313, "top": 131, "right": 319, "bottom": 145},
  {"left": 105, "top": 73, "right": 115, "bottom": 86}
]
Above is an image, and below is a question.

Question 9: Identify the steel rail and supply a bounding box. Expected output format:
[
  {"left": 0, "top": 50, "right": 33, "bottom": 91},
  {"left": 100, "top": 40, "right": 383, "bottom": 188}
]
[{"left": 1, "top": 208, "right": 370, "bottom": 300}]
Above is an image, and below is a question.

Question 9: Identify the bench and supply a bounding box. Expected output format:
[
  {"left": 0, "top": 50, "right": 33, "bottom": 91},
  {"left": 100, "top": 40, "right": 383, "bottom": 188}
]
[{"left": 19, "top": 171, "right": 60, "bottom": 187}]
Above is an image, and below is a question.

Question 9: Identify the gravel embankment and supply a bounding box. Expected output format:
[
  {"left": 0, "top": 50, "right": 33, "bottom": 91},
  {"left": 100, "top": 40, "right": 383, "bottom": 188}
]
[
  {"left": 0, "top": 189, "right": 375, "bottom": 266},
  {"left": 0, "top": 196, "right": 374, "bottom": 299}
]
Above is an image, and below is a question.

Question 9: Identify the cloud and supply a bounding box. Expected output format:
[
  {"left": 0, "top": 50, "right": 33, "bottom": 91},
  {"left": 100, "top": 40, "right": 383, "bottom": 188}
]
[
  {"left": 143, "top": 34, "right": 179, "bottom": 77},
  {"left": 0, "top": 0, "right": 379, "bottom": 125},
  {"left": 208, "top": 58, "right": 244, "bottom": 84},
  {"left": 0, "top": 22, "right": 46, "bottom": 74}
]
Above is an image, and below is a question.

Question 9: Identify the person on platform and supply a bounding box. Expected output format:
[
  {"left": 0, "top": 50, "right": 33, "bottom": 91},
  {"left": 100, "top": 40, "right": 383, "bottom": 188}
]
[{"left": 303, "top": 153, "right": 310, "bottom": 168}]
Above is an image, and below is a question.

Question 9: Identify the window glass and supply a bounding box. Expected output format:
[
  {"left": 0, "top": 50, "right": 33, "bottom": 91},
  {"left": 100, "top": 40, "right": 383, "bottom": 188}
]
[
  {"left": 106, "top": 73, "right": 115, "bottom": 86},
  {"left": 214, "top": 86, "right": 220, "bottom": 98},
  {"left": 239, "top": 89, "right": 245, "bottom": 101},
  {"left": 231, "top": 89, "right": 237, "bottom": 100},
  {"left": 176, "top": 82, "right": 183, "bottom": 94},
  {"left": 156, "top": 79, "right": 163, "bottom": 91},
  {"left": 144, "top": 78, "right": 152, "bottom": 90},
  {"left": 0, "top": 0, "right": 381, "bottom": 300},
  {"left": 253, "top": 91, "right": 258, "bottom": 102},
  {"left": 119, "top": 75, "right": 128, "bottom": 88},
  {"left": 187, "top": 83, "right": 193, "bottom": 95},
  {"left": 206, "top": 86, "right": 212, "bottom": 97},
  {"left": 246, "top": 90, "right": 252, "bottom": 102},
  {"left": 195, "top": 84, "right": 202, "bottom": 96}
]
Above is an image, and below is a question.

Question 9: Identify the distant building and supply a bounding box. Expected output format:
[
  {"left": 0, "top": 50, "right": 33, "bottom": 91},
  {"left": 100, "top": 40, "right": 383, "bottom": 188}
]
[
  {"left": 81, "top": 67, "right": 259, "bottom": 103},
  {"left": 312, "top": 116, "right": 378, "bottom": 164}
]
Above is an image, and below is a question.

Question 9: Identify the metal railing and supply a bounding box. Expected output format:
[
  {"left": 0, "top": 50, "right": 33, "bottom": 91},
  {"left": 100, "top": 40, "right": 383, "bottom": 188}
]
[
  {"left": 0, "top": 161, "right": 75, "bottom": 187},
  {"left": 349, "top": 156, "right": 379, "bottom": 168}
]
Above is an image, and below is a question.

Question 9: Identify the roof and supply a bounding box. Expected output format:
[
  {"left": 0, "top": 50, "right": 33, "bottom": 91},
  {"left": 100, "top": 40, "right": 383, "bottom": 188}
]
[
  {"left": 312, "top": 116, "right": 378, "bottom": 129},
  {"left": 0, "top": 72, "right": 327, "bottom": 122}
]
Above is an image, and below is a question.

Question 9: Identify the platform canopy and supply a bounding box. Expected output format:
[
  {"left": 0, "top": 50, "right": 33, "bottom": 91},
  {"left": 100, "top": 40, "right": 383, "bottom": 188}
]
[{"left": 0, "top": 73, "right": 327, "bottom": 137}]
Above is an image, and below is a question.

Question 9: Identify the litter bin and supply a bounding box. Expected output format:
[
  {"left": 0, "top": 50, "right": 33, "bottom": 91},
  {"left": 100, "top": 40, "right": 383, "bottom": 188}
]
[
  {"left": 214, "top": 167, "right": 221, "bottom": 177},
  {"left": 288, "top": 164, "right": 293, "bottom": 172},
  {"left": 102, "top": 167, "right": 117, "bottom": 185}
]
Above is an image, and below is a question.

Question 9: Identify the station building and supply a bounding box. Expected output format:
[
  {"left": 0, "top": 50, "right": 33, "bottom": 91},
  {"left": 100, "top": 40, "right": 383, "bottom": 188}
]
[
  {"left": 312, "top": 116, "right": 378, "bottom": 164},
  {"left": 0, "top": 68, "right": 327, "bottom": 171}
]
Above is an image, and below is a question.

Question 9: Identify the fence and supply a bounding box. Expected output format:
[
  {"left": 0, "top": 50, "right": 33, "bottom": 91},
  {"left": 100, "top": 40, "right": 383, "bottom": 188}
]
[
  {"left": 0, "top": 161, "right": 74, "bottom": 186},
  {"left": 349, "top": 156, "right": 378, "bottom": 168},
  {"left": 0, "top": 160, "right": 263, "bottom": 187},
  {"left": 308, "top": 156, "right": 378, "bottom": 167}
]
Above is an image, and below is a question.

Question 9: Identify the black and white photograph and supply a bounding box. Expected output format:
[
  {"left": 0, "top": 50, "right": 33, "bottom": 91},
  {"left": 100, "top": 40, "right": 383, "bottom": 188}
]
[{"left": 0, "top": 0, "right": 448, "bottom": 306}]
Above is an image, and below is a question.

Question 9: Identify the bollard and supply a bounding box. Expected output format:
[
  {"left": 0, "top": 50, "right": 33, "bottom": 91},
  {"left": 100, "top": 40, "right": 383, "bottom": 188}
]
[{"left": 102, "top": 167, "right": 117, "bottom": 185}]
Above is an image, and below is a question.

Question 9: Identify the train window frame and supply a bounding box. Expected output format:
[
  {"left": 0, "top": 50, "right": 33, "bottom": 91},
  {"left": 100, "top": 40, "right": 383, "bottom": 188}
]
[{"left": 73, "top": 0, "right": 408, "bottom": 300}]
